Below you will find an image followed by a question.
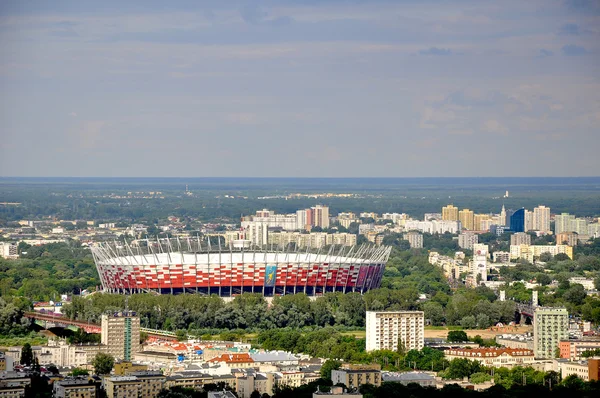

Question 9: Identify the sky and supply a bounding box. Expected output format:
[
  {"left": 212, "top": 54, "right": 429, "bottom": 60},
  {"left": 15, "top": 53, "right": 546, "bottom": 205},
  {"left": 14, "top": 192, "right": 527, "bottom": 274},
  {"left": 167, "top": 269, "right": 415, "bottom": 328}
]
[{"left": 0, "top": 0, "right": 599, "bottom": 177}]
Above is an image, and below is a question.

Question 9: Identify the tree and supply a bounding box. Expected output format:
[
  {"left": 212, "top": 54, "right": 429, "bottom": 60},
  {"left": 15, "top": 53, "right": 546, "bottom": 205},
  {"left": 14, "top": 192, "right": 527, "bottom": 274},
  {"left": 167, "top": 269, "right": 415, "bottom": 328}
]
[
  {"left": 250, "top": 391, "right": 262, "bottom": 398},
  {"left": 176, "top": 329, "right": 187, "bottom": 341},
  {"left": 476, "top": 314, "right": 491, "bottom": 329},
  {"left": 93, "top": 352, "right": 115, "bottom": 375},
  {"left": 563, "top": 284, "right": 587, "bottom": 306},
  {"left": 460, "top": 315, "right": 476, "bottom": 329},
  {"left": 320, "top": 359, "right": 341, "bottom": 380},
  {"left": 397, "top": 337, "right": 406, "bottom": 355},
  {"left": 442, "top": 358, "right": 482, "bottom": 379},
  {"left": 423, "top": 301, "right": 445, "bottom": 326},
  {"left": 20, "top": 342, "right": 34, "bottom": 366},
  {"left": 470, "top": 372, "right": 492, "bottom": 384},
  {"left": 70, "top": 368, "right": 90, "bottom": 376},
  {"left": 447, "top": 330, "right": 469, "bottom": 342},
  {"left": 537, "top": 273, "right": 552, "bottom": 286}
]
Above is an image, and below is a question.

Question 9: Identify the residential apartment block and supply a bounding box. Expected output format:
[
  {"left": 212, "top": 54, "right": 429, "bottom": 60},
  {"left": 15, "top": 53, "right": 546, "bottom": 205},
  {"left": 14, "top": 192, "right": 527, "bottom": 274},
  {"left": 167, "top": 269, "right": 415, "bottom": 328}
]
[
  {"left": 101, "top": 311, "right": 141, "bottom": 361},
  {"left": 365, "top": 311, "right": 424, "bottom": 352},
  {"left": 534, "top": 307, "right": 569, "bottom": 359}
]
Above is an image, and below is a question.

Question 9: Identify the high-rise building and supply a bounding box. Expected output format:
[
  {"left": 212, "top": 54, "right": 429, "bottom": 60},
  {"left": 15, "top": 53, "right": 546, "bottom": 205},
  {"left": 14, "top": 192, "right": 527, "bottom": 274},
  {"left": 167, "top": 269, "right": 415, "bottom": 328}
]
[
  {"left": 510, "top": 209, "right": 525, "bottom": 232},
  {"left": 473, "top": 214, "right": 492, "bottom": 231},
  {"left": 533, "top": 206, "right": 551, "bottom": 233},
  {"left": 510, "top": 232, "right": 531, "bottom": 246},
  {"left": 533, "top": 307, "right": 568, "bottom": 359},
  {"left": 311, "top": 205, "right": 330, "bottom": 228},
  {"left": 366, "top": 311, "right": 424, "bottom": 352},
  {"left": 555, "top": 213, "right": 576, "bottom": 234},
  {"left": 101, "top": 311, "right": 141, "bottom": 361},
  {"left": 403, "top": 231, "right": 423, "bottom": 249},
  {"left": 524, "top": 210, "right": 534, "bottom": 232},
  {"left": 458, "top": 232, "right": 478, "bottom": 250},
  {"left": 458, "top": 209, "right": 474, "bottom": 231},
  {"left": 442, "top": 205, "right": 459, "bottom": 221},
  {"left": 471, "top": 244, "right": 488, "bottom": 283},
  {"left": 500, "top": 205, "right": 507, "bottom": 227}
]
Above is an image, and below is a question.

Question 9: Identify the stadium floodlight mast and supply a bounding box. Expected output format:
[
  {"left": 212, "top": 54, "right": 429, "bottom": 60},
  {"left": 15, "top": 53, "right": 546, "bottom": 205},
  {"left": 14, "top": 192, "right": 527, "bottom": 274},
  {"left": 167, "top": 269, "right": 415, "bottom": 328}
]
[{"left": 91, "top": 238, "right": 391, "bottom": 296}]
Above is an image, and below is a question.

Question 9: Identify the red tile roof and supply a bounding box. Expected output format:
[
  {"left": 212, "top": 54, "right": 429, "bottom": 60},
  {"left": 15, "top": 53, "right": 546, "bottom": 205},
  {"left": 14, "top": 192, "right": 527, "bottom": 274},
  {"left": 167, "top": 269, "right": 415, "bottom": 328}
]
[{"left": 208, "top": 353, "right": 254, "bottom": 364}]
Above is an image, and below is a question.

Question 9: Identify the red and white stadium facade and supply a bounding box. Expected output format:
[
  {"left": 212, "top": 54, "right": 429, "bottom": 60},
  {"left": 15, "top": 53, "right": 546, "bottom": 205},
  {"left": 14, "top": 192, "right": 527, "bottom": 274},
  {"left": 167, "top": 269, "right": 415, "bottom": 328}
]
[{"left": 91, "top": 239, "right": 390, "bottom": 296}]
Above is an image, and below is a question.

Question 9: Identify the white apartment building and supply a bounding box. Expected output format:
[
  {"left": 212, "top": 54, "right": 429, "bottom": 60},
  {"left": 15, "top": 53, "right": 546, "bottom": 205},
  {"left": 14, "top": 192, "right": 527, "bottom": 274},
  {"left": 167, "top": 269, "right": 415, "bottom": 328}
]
[
  {"left": 554, "top": 213, "right": 590, "bottom": 234},
  {"left": 381, "top": 213, "right": 409, "bottom": 224},
  {"left": 0, "top": 242, "right": 18, "bottom": 259},
  {"left": 533, "top": 206, "right": 551, "bottom": 233},
  {"left": 510, "top": 244, "right": 573, "bottom": 262},
  {"left": 267, "top": 232, "right": 357, "bottom": 249},
  {"left": 403, "top": 231, "right": 423, "bottom": 248},
  {"left": 458, "top": 233, "right": 478, "bottom": 250},
  {"left": 312, "top": 205, "right": 330, "bottom": 229},
  {"left": 366, "top": 311, "right": 424, "bottom": 352},
  {"left": 470, "top": 244, "right": 488, "bottom": 283},
  {"left": 242, "top": 222, "right": 269, "bottom": 246},
  {"left": 534, "top": 307, "right": 569, "bottom": 359},
  {"left": 403, "top": 220, "right": 461, "bottom": 234}
]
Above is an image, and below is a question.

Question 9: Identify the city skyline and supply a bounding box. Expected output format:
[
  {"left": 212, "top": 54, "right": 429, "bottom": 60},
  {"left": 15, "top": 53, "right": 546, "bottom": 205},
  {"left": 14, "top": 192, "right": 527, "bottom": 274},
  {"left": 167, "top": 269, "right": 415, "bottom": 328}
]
[{"left": 1, "top": 0, "right": 599, "bottom": 177}]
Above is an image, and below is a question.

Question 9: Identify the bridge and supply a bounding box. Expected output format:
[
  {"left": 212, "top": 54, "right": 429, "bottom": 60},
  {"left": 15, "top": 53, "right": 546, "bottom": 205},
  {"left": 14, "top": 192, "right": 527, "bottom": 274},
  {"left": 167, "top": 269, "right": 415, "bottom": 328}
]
[
  {"left": 25, "top": 312, "right": 178, "bottom": 340},
  {"left": 515, "top": 303, "right": 536, "bottom": 324},
  {"left": 25, "top": 312, "right": 101, "bottom": 333}
]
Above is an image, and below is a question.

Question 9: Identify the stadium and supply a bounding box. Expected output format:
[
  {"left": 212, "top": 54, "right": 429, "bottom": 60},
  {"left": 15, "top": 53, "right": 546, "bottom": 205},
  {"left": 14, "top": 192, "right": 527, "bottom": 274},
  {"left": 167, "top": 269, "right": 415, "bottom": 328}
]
[{"left": 91, "top": 239, "right": 390, "bottom": 296}]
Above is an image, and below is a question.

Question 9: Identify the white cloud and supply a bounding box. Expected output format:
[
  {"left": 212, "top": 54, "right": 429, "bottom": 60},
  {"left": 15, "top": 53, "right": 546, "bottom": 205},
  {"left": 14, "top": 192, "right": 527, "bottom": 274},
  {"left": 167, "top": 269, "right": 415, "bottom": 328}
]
[{"left": 482, "top": 119, "right": 508, "bottom": 134}]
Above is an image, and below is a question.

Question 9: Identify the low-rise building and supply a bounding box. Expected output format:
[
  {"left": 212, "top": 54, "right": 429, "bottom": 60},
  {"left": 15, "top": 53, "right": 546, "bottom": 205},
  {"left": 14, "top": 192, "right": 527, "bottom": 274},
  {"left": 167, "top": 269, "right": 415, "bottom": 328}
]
[
  {"left": 208, "top": 353, "right": 254, "bottom": 369},
  {"left": 208, "top": 392, "right": 237, "bottom": 398},
  {"left": 313, "top": 386, "right": 362, "bottom": 397},
  {"left": 510, "top": 244, "right": 573, "bottom": 262},
  {"left": 53, "top": 377, "right": 97, "bottom": 398},
  {"left": 236, "top": 373, "right": 275, "bottom": 398},
  {"left": 0, "top": 372, "right": 31, "bottom": 397},
  {"left": 443, "top": 348, "right": 535, "bottom": 368},
  {"left": 103, "top": 376, "right": 140, "bottom": 398},
  {"left": 382, "top": 371, "right": 435, "bottom": 387},
  {"left": 559, "top": 339, "right": 600, "bottom": 360},
  {"left": 495, "top": 334, "right": 534, "bottom": 350},
  {"left": 128, "top": 371, "right": 166, "bottom": 398},
  {"left": 561, "top": 360, "right": 591, "bottom": 381},
  {"left": 331, "top": 365, "right": 381, "bottom": 388}
]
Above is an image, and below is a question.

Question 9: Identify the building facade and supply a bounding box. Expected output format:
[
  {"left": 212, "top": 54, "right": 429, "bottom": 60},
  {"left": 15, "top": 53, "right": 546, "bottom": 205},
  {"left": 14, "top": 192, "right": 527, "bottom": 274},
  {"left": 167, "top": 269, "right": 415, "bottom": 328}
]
[
  {"left": 458, "top": 209, "right": 474, "bottom": 231},
  {"left": 101, "top": 312, "right": 141, "bottom": 361},
  {"left": 331, "top": 365, "right": 381, "bottom": 388},
  {"left": 365, "top": 311, "right": 424, "bottom": 352},
  {"left": 442, "top": 205, "right": 459, "bottom": 221},
  {"left": 403, "top": 231, "right": 423, "bottom": 249},
  {"left": 443, "top": 348, "right": 535, "bottom": 368},
  {"left": 534, "top": 307, "right": 569, "bottom": 359}
]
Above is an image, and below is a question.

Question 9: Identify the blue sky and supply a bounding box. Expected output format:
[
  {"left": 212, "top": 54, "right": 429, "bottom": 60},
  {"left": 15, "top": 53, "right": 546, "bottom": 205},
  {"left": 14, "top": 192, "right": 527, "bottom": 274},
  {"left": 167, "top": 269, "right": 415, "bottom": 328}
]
[{"left": 0, "top": 0, "right": 599, "bottom": 177}]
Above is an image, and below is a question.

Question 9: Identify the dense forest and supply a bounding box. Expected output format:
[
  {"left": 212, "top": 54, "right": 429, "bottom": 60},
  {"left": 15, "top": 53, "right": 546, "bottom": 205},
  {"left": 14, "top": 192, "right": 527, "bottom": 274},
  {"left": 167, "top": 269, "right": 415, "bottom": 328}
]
[{"left": 2, "top": 178, "right": 600, "bottom": 224}]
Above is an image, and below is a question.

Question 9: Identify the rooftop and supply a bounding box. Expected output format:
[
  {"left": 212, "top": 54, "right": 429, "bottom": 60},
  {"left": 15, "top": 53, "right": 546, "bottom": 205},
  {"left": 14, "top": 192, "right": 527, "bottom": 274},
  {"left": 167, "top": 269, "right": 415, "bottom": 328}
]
[
  {"left": 444, "top": 348, "right": 534, "bottom": 357},
  {"left": 208, "top": 353, "right": 254, "bottom": 364}
]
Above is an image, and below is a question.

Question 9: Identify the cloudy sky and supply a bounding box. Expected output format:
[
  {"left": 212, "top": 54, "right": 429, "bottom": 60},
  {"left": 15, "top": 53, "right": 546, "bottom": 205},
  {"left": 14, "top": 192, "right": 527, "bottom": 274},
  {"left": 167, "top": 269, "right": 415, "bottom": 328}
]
[{"left": 1, "top": 0, "right": 599, "bottom": 177}]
